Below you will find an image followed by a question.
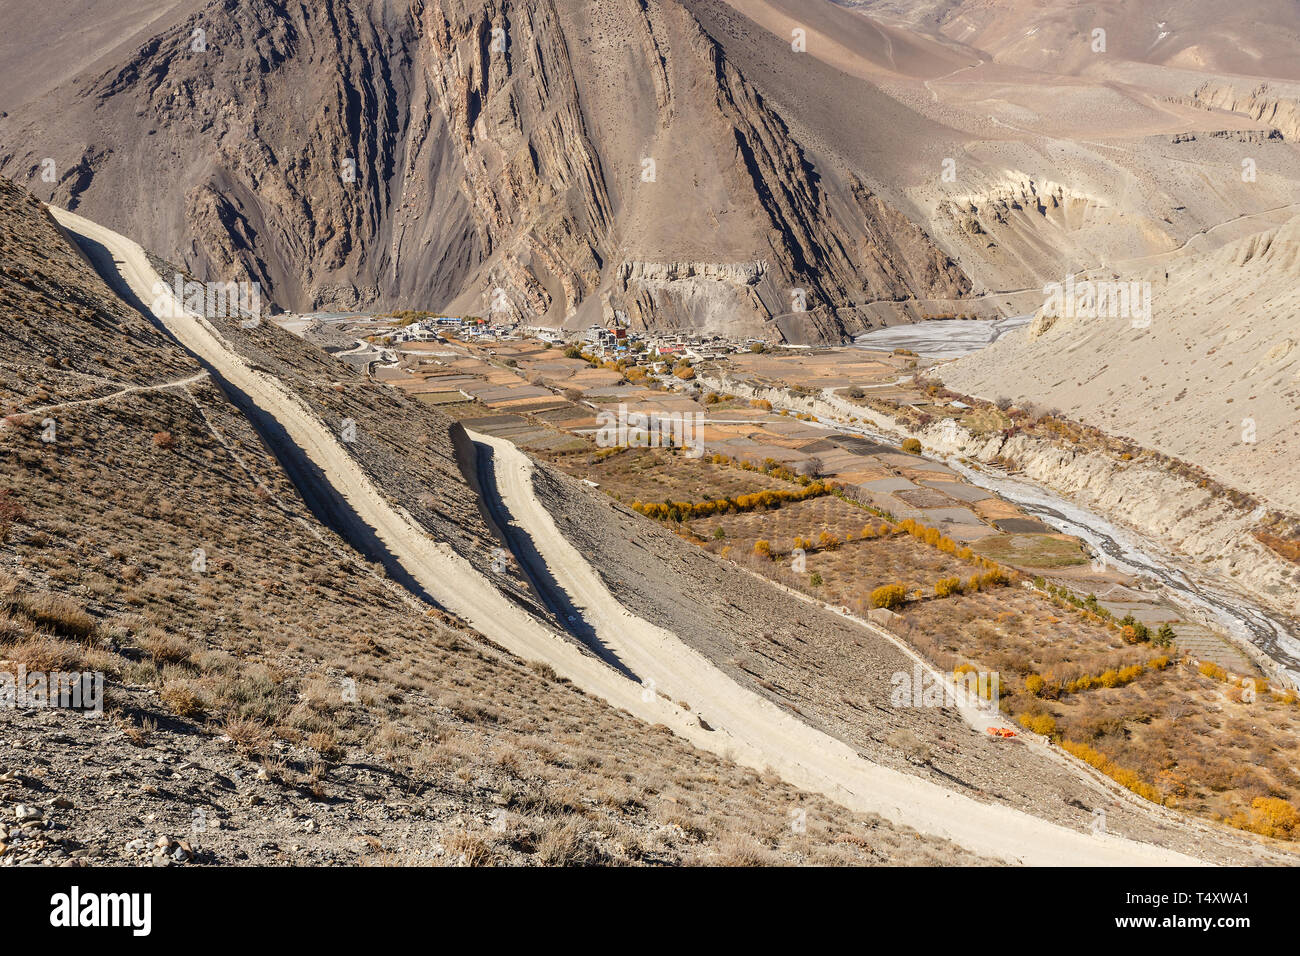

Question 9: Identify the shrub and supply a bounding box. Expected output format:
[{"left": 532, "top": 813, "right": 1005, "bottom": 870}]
[
  {"left": 1024, "top": 674, "right": 1045, "bottom": 697},
  {"left": 1198, "top": 661, "right": 1228, "bottom": 681},
  {"left": 1117, "top": 663, "right": 1144, "bottom": 684},
  {"left": 630, "top": 481, "right": 833, "bottom": 521},
  {"left": 221, "top": 715, "right": 271, "bottom": 754},
  {"left": 934, "top": 576, "right": 963, "bottom": 598},
  {"left": 0, "top": 489, "right": 25, "bottom": 543},
  {"left": 1246, "top": 797, "right": 1299, "bottom": 838},
  {"left": 140, "top": 628, "right": 191, "bottom": 666},
  {"left": 8, "top": 635, "right": 86, "bottom": 673},
  {"left": 869, "top": 584, "right": 907, "bottom": 610},
  {"left": 152, "top": 431, "right": 176, "bottom": 450},
  {"left": 306, "top": 729, "right": 342, "bottom": 760},
  {"left": 753, "top": 540, "right": 772, "bottom": 559},
  {"left": 20, "top": 593, "right": 96, "bottom": 640},
  {"left": 160, "top": 681, "right": 205, "bottom": 719},
  {"left": 1018, "top": 712, "right": 1056, "bottom": 736},
  {"left": 445, "top": 830, "right": 499, "bottom": 867},
  {"left": 1061, "top": 740, "right": 1163, "bottom": 804},
  {"left": 901, "top": 438, "right": 922, "bottom": 454},
  {"left": 536, "top": 819, "right": 606, "bottom": 866}
]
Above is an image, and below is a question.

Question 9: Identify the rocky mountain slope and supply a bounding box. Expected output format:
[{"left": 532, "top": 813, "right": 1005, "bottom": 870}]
[
  {"left": 0, "top": 0, "right": 969, "bottom": 342},
  {"left": 8, "top": 0, "right": 1300, "bottom": 342},
  {"left": 834, "top": 0, "right": 1300, "bottom": 80}
]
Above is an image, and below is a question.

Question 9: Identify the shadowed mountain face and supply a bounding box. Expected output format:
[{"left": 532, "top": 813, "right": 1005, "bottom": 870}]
[
  {"left": 0, "top": 0, "right": 969, "bottom": 342},
  {"left": 0, "top": 0, "right": 481, "bottom": 316}
]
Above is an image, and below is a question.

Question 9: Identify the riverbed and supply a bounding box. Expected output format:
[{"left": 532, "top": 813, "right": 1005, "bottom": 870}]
[{"left": 853, "top": 314, "right": 1032, "bottom": 359}]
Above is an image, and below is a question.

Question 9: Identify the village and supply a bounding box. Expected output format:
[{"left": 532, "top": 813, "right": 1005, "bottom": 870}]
[{"left": 273, "top": 309, "right": 772, "bottom": 374}]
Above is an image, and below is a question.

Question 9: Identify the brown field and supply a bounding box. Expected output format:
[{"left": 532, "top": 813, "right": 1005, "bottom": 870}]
[
  {"left": 557, "top": 447, "right": 796, "bottom": 505},
  {"left": 690, "top": 498, "right": 976, "bottom": 603},
  {"left": 898, "top": 587, "right": 1300, "bottom": 832},
  {"left": 972, "top": 534, "right": 1091, "bottom": 568}
]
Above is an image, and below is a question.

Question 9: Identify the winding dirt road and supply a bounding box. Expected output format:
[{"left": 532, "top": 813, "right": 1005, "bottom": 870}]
[{"left": 50, "top": 203, "right": 1203, "bottom": 866}]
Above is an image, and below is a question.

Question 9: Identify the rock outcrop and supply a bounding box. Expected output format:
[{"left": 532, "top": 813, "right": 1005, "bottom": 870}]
[{"left": 1189, "top": 81, "right": 1300, "bottom": 142}]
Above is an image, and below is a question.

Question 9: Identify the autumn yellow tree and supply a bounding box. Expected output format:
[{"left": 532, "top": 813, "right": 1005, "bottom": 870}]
[
  {"left": 869, "top": 584, "right": 907, "bottom": 609},
  {"left": 934, "top": 576, "right": 963, "bottom": 598}
]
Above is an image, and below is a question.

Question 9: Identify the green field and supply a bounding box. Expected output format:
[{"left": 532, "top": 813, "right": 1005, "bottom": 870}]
[{"left": 972, "top": 533, "right": 1090, "bottom": 568}]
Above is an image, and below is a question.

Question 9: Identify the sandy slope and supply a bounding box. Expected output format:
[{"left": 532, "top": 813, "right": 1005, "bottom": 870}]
[
  {"left": 48, "top": 203, "right": 1203, "bottom": 865},
  {"left": 942, "top": 215, "right": 1300, "bottom": 516}
]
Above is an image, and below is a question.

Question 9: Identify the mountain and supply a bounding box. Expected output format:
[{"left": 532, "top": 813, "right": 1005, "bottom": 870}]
[
  {"left": 0, "top": 0, "right": 973, "bottom": 342},
  {"left": 7, "top": 0, "right": 1300, "bottom": 344},
  {"left": 833, "top": 0, "right": 1300, "bottom": 79}
]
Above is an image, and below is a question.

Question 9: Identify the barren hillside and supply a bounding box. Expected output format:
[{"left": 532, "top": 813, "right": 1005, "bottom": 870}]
[
  {"left": 834, "top": 0, "right": 1300, "bottom": 80},
  {"left": 941, "top": 215, "right": 1300, "bottom": 518},
  {"left": 6, "top": 0, "right": 1300, "bottom": 343},
  {"left": 0, "top": 175, "right": 996, "bottom": 865}
]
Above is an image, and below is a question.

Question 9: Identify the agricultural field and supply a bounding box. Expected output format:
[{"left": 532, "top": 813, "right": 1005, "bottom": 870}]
[
  {"left": 378, "top": 330, "right": 1300, "bottom": 846},
  {"left": 690, "top": 498, "right": 980, "bottom": 607},
  {"left": 588, "top": 438, "right": 1300, "bottom": 841},
  {"left": 891, "top": 583, "right": 1299, "bottom": 832},
  {"left": 556, "top": 447, "right": 798, "bottom": 507},
  {"left": 972, "top": 534, "right": 1090, "bottom": 568}
]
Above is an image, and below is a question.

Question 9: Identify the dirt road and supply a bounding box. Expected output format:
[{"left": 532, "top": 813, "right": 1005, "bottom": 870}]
[{"left": 50, "top": 203, "right": 1203, "bottom": 865}]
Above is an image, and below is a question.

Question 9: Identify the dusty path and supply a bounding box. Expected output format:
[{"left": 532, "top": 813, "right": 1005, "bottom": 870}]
[
  {"left": 49, "top": 203, "right": 1204, "bottom": 865},
  {"left": 17, "top": 371, "right": 209, "bottom": 417}
]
